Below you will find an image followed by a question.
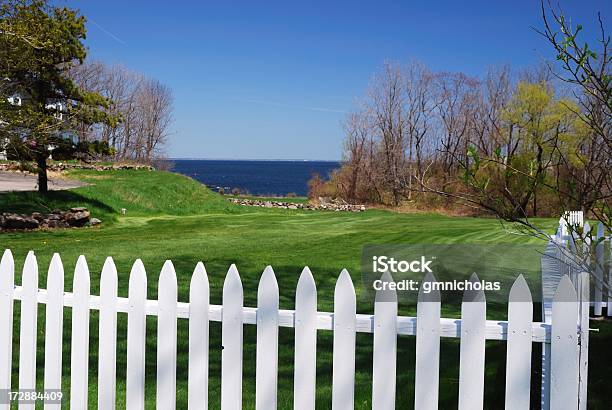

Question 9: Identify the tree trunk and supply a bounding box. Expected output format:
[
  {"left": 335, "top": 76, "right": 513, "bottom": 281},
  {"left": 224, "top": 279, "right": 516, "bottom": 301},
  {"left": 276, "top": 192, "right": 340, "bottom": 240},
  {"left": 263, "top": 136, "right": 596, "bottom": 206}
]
[{"left": 36, "top": 152, "right": 48, "bottom": 194}]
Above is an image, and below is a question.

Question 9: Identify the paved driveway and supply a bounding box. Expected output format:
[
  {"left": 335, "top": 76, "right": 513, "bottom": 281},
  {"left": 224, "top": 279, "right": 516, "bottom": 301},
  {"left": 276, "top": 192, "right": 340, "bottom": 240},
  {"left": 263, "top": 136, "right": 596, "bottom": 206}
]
[{"left": 0, "top": 171, "right": 86, "bottom": 192}]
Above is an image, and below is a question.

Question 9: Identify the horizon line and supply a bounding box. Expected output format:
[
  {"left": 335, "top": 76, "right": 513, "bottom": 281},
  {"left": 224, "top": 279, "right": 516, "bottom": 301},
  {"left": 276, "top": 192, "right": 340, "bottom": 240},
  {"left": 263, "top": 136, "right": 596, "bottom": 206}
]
[{"left": 168, "top": 157, "right": 342, "bottom": 162}]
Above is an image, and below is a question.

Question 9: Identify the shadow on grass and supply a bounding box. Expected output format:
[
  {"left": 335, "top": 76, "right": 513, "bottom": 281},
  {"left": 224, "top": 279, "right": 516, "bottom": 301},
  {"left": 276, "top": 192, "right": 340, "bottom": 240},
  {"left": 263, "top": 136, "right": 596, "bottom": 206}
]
[{"left": 0, "top": 190, "right": 115, "bottom": 218}]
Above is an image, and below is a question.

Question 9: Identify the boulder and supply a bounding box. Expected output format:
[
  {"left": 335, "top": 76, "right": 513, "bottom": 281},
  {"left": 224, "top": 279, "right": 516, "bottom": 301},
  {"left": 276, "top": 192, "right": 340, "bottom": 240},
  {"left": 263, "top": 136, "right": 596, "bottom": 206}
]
[
  {"left": 90, "top": 218, "right": 102, "bottom": 226},
  {"left": 64, "top": 209, "right": 91, "bottom": 227}
]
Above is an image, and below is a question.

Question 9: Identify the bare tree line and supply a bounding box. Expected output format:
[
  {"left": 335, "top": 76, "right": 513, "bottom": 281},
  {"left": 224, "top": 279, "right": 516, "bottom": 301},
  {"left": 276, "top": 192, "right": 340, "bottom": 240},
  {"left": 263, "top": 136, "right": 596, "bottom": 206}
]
[
  {"left": 68, "top": 61, "right": 173, "bottom": 162},
  {"left": 313, "top": 60, "right": 610, "bottom": 220}
]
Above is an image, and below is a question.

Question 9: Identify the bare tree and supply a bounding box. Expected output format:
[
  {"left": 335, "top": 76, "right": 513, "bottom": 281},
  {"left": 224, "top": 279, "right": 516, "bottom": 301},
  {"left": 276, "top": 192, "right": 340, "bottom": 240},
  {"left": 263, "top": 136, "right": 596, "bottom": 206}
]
[
  {"left": 367, "top": 62, "right": 408, "bottom": 205},
  {"left": 69, "top": 61, "right": 174, "bottom": 163}
]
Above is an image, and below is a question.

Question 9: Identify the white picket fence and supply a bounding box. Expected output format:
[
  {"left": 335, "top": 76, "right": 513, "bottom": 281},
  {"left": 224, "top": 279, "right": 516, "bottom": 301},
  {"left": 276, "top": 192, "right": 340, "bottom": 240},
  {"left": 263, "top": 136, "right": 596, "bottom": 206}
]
[
  {"left": 540, "top": 213, "right": 609, "bottom": 410},
  {"left": 0, "top": 248, "right": 583, "bottom": 409}
]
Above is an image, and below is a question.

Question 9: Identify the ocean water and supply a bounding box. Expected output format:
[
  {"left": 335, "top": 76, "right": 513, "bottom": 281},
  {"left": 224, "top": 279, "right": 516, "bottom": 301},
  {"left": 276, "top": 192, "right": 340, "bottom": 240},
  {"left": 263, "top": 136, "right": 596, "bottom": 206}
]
[{"left": 171, "top": 159, "right": 340, "bottom": 196}]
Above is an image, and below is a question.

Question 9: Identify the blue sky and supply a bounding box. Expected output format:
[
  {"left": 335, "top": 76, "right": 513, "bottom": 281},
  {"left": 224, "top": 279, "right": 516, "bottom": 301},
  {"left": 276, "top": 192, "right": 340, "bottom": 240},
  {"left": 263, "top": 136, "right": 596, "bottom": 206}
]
[{"left": 69, "top": 0, "right": 610, "bottom": 160}]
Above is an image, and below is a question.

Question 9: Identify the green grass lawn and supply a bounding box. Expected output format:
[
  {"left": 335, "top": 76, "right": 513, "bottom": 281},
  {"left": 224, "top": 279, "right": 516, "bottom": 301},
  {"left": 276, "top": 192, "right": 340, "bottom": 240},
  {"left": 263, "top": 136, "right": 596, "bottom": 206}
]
[{"left": 0, "top": 170, "right": 609, "bottom": 409}]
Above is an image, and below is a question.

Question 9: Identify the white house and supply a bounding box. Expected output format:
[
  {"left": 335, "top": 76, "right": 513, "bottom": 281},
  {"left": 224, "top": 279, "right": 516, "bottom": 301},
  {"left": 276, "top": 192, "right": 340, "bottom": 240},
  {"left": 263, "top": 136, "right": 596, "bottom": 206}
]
[{"left": 0, "top": 93, "right": 65, "bottom": 160}]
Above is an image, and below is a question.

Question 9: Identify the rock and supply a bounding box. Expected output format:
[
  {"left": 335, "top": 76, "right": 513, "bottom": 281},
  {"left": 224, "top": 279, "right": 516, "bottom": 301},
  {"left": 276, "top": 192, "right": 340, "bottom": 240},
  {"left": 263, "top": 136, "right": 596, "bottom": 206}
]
[
  {"left": 4, "top": 215, "right": 39, "bottom": 229},
  {"left": 64, "top": 209, "right": 90, "bottom": 227},
  {"left": 288, "top": 205, "right": 298, "bottom": 210},
  {"left": 70, "top": 207, "right": 88, "bottom": 212},
  {"left": 90, "top": 218, "right": 102, "bottom": 226}
]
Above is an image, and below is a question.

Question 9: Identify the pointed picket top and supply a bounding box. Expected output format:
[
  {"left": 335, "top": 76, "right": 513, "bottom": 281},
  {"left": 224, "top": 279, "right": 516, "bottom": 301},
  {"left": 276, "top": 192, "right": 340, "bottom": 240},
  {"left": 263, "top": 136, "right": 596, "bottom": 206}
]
[
  {"left": 297, "top": 266, "right": 316, "bottom": 296},
  {"left": 335, "top": 268, "right": 355, "bottom": 295},
  {"left": 509, "top": 274, "right": 532, "bottom": 303},
  {"left": 462, "top": 272, "right": 485, "bottom": 303},
  {"left": 419, "top": 271, "right": 440, "bottom": 303},
  {"left": 553, "top": 275, "right": 578, "bottom": 303},
  {"left": 190, "top": 262, "right": 209, "bottom": 297},
  {"left": 100, "top": 257, "right": 118, "bottom": 291},
  {"left": 0, "top": 249, "right": 14, "bottom": 289},
  {"left": 73, "top": 255, "right": 90, "bottom": 290},
  {"left": 258, "top": 266, "right": 278, "bottom": 299},
  {"left": 22, "top": 251, "right": 38, "bottom": 288},
  {"left": 129, "top": 259, "right": 147, "bottom": 296},
  {"left": 47, "top": 253, "right": 64, "bottom": 287},
  {"left": 159, "top": 260, "right": 178, "bottom": 301},
  {"left": 375, "top": 270, "right": 397, "bottom": 303},
  {"left": 334, "top": 269, "right": 356, "bottom": 312},
  {"left": 223, "top": 263, "right": 243, "bottom": 297}
]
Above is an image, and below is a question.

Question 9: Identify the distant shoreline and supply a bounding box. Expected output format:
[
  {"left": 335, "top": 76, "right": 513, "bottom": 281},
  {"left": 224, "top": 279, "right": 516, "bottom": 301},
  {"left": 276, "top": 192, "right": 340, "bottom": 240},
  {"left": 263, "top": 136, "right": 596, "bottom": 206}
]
[{"left": 168, "top": 158, "right": 341, "bottom": 162}]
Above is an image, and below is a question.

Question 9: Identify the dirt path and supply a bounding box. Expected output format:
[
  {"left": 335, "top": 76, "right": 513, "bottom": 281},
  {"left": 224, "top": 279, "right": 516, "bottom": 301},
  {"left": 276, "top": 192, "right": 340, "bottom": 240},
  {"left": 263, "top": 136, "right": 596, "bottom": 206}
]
[{"left": 0, "top": 171, "right": 86, "bottom": 192}]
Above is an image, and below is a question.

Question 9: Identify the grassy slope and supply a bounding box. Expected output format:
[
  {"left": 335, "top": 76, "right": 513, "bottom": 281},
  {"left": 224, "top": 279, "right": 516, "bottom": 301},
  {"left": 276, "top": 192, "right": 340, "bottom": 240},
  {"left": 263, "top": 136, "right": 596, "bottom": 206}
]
[{"left": 0, "top": 170, "right": 608, "bottom": 409}]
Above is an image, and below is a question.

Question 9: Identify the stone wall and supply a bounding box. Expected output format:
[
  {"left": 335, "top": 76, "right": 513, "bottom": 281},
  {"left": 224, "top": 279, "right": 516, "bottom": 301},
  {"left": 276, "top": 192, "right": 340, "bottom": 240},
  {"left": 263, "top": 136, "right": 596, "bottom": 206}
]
[
  {"left": 0, "top": 207, "right": 101, "bottom": 230},
  {"left": 228, "top": 198, "right": 366, "bottom": 212}
]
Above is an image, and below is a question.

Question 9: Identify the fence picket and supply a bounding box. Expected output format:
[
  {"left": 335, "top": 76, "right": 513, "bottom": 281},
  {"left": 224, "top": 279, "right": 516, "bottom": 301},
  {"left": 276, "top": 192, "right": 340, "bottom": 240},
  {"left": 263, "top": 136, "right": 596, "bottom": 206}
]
[
  {"left": 372, "top": 271, "right": 397, "bottom": 410},
  {"left": 70, "top": 256, "right": 91, "bottom": 409},
  {"left": 188, "top": 262, "right": 209, "bottom": 410},
  {"left": 414, "top": 272, "right": 441, "bottom": 410},
  {"left": 504, "top": 274, "right": 533, "bottom": 410},
  {"left": 221, "top": 264, "right": 243, "bottom": 410},
  {"left": 458, "top": 273, "right": 486, "bottom": 410},
  {"left": 609, "top": 240, "right": 612, "bottom": 317},
  {"left": 293, "top": 267, "right": 317, "bottom": 410},
  {"left": 0, "top": 249, "right": 14, "bottom": 409},
  {"left": 98, "top": 257, "right": 118, "bottom": 410},
  {"left": 126, "top": 259, "right": 147, "bottom": 410},
  {"left": 18, "top": 252, "right": 38, "bottom": 410},
  {"left": 332, "top": 269, "right": 356, "bottom": 410},
  {"left": 594, "top": 223, "right": 604, "bottom": 316},
  {"left": 256, "top": 266, "right": 279, "bottom": 410},
  {"left": 43, "top": 254, "right": 64, "bottom": 410},
  {"left": 550, "top": 275, "right": 579, "bottom": 410},
  {"left": 157, "top": 261, "right": 178, "bottom": 410}
]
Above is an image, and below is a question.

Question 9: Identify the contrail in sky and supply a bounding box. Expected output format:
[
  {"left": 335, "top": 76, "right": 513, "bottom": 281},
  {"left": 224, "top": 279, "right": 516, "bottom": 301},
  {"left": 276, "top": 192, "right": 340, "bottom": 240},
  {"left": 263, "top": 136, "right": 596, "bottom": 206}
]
[{"left": 90, "top": 19, "right": 126, "bottom": 45}]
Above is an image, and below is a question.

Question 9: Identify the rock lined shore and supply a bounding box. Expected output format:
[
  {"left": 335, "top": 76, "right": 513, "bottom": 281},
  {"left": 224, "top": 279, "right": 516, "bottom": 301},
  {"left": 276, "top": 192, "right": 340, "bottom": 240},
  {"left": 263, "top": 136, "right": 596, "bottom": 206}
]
[
  {"left": 0, "top": 207, "right": 101, "bottom": 230},
  {"left": 228, "top": 198, "right": 366, "bottom": 212}
]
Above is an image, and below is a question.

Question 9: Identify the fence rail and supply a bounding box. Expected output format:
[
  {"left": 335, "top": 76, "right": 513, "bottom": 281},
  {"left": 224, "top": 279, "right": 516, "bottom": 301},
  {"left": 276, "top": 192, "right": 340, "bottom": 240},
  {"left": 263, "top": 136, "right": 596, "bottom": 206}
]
[{"left": 0, "top": 249, "right": 581, "bottom": 409}]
